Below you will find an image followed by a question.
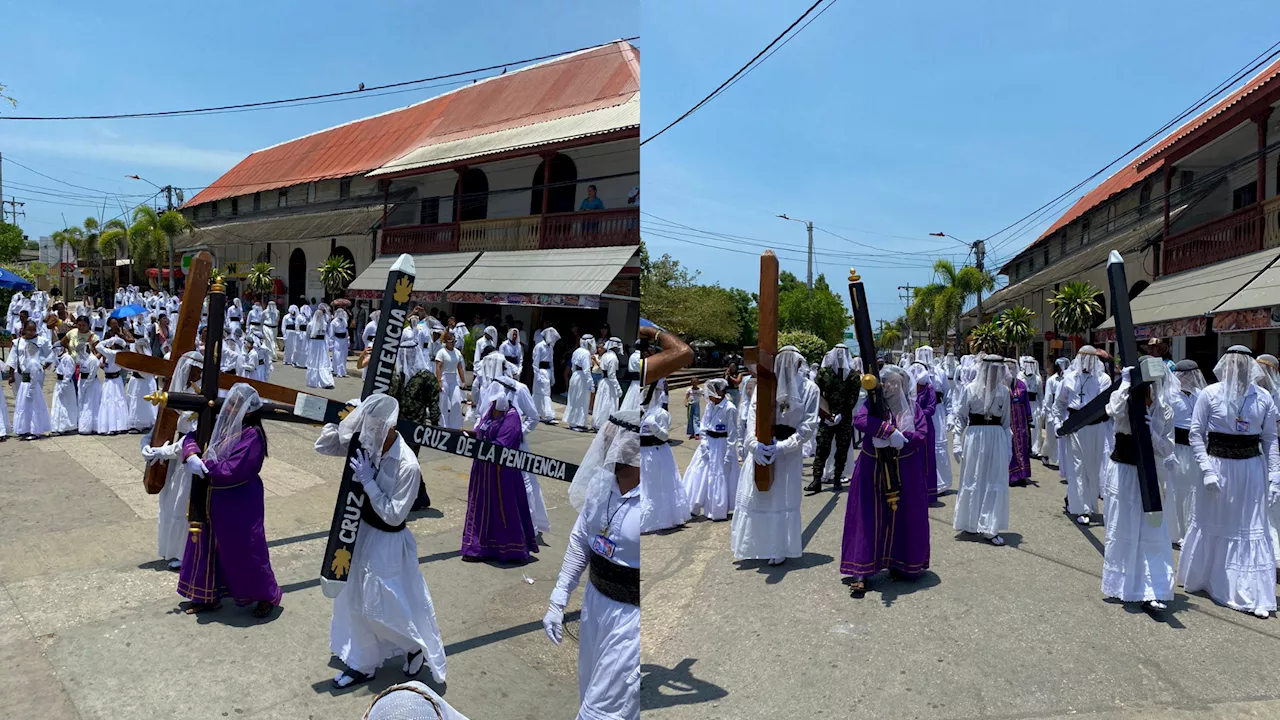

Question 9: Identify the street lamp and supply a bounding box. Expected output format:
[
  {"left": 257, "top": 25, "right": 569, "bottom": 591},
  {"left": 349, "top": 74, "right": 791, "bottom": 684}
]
[
  {"left": 777, "top": 213, "right": 814, "bottom": 294},
  {"left": 127, "top": 174, "right": 176, "bottom": 294}
]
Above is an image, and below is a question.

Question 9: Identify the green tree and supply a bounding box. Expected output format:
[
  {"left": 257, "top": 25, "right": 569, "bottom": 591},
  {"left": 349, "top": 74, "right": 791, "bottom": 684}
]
[
  {"left": 129, "top": 206, "right": 190, "bottom": 284},
  {"left": 876, "top": 322, "right": 901, "bottom": 353},
  {"left": 1049, "top": 281, "right": 1103, "bottom": 344},
  {"left": 0, "top": 82, "right": 15, "bottom": 109},
  {"left": 996, "top": 305, "right": 1036, "bottom": 356},
  {"left": 728, "top": 287, "right": 758, "bottom": 347},
  {"left": 639, "top": 245, "right": 741, "bottom": 344},
  {"left": 777, "top": 271, "right": 847, "bottom": 347},
  {"left": 247, "top": 262, "right": 276, "bottom": 300},
  {"left": 968, "top": 322, "right": 1001, "bottom": 354},
  {"left": 778, "top": 330, "right": 827, "bottom": 364},
  {"left": 318, "top": 254, "right": 354, "bottom": 299},
  {"left": 911, "top": 259, "right": 995, "bottom": 351},
  {"left": 0, "top": 222, "right": 23, "bottom": 263},
  {"left": 98, "top": 218, "right": 129, "bottom": 294}
]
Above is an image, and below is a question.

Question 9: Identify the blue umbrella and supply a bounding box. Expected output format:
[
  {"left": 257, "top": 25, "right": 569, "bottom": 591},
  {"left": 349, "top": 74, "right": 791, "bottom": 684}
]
[
  {"left": 109, "top": 304, "right": 146, "bottom": 320},
  {"left": 639, "top": 317, "right": 664, "bottom": 332},
  {"left": 0, "top": 267, "right": 34, "bottom": 292}
]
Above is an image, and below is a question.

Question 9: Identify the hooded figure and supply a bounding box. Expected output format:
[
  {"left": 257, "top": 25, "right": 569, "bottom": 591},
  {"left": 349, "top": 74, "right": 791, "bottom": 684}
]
[
  {"left": 564, "top": 335, "right": 596, "bottom": 431},
  {"left": 731, "top": 346, "right": 820, "bottom": 565},
  {"left": 1042, "top": 356, "right": 1071, "bottom": 469},
  {"left": 142, "top": 351, "right": 202, "bottom": 569},
  {"left": 471, "top": 326, "right": 500, "bottom": 407},
  {"left": 532, "top": 327, "right": 560, "bottom": 423},
  {"left": 306, "top": 306, "right": 336, "bottom": 389},
  {"left": 952, "top": 355, "right": 1013, "bottom": 545},
  {"left": 1020, "top": 356, "right": 1045, "bottom": 457},
  {"left": 592, "top": 337, "right": 624, "bottom": 431},
  {"left": 1101, "top": 359, "right": 1179, "bottom": 612},
  {"left": 546, "top": 409, "right": 640, "bottom": 719},
  {"left": 226, "top": 297, "right": 243, "bottom": 335},
  {"left": 9, "top": 333, "right": 54, "bottom": 439},
  {"left": 840, "top": 364, "right": 931, "bottom": 593},
  {"left": 474, "top": 360, "right": 551, "bottom": 535},
  {"left": 1053, "top": 345, "right": 1113, "bottom": 524},
  {"left": 1160, "top": 358, "right": 1208, "bottom": 546},
  {"left": 499, "top": 327, "right": 524, "bottom": 375},
  {"left": 50, "top": 350, "right": 79, "bottom": 435},
  {"left": 75, "top": 342, "right": 103, "bottom": 435},
  {"left": 1256, "top": 354, "right": 1280, "bottom": 571},
  {"left": 260, "top": 301, "right": 279, "bottom": 362},
  {"left": 281, "top": 305, "right": 301, "bottom": 366},
  {"left": 1006, "top": 357, "right": 1033, "bottom": 487},
  {"left": 907, "top": 348, "right": 941, "bottom": 500},
  {"left": 1178, "top": 346, "right": 1280, "bottom": 618},
  {"left": 682, "top": 378, "right": 740, "bottom": 521},
  {"left": 313, "top": 394, "right": 447, "bottom": 687},
  {"left": 124, "top": 332, "right": 158, "bottom": 432},
  {"left": 810, "top": 345, "right": 860, "bottom": 493},
  {"left": 330, "top": 308, "right": 350, "bottom": 378},
  {"left": 361, "top": 681, "right": 470, "bottom": 720},
  {"left": 638, "top": 382, "right": 691, "bottom": 533},
  {"left": 95, "top": 335, "right": 131, "bottom": 434}
]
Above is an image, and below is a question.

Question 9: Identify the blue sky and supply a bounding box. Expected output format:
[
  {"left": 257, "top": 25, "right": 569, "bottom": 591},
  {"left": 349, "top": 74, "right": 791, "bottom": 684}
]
[
  {"left": 640, "top": 0, "right": 1280, "bottom": 324},
  {"left": 0, "top": 0, "right": 635, "bottom": 234}
]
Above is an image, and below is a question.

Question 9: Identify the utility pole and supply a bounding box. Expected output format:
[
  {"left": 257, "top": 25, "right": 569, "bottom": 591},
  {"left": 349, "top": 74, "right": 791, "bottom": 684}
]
[
  {"left": 974, "top": 239, "right": 986, "bottom": 323},
  {"left": 776, "top": 214, "right": 815, "bottom": 295},
  {"left": 128, "top": 174, "right": 178, "bottom": 294},
  {"left": 2, "top": 197, "right": 24, "bottom": 225},
  {"left": 898, "top": 282, "right": 915, "bottom": 349}
]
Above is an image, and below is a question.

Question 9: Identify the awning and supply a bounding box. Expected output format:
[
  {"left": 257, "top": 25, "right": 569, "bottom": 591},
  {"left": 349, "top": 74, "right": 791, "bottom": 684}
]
[
  {"left": 346, "top": 251, "right": 479, "bottom": 303},
  {"left": 1209, "top": 248, "right": 1280, "bottom": 332},
  {"left": 145, "top": 267, "right": 185, "bottom": 279},
  {"left": 1097, "top": 246, "right": 1280, "bottom": 338},
  {"left": 177, "top": 205, "right": 384, "bottom": 250},
  {"left": 445, "top": 245, "right": 639, "bottom": 309}
]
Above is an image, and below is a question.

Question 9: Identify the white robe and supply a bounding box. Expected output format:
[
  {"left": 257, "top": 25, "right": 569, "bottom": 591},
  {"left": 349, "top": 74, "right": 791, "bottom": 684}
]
[
  {"left": 532, "top": 341, "right": 556, "bottom": 422},
  {"left": 1043, "top": 373, "right": 1064, "bottom": 467},
  {"left": 261, "top": 306, "right": 279, "bottom": 361},
  {"left": 499, "top": 339, "right": 523, "bottom": 378},
  {"left": 11, "top": 352, "right": 53, "bottom": 436},
  {"left": 77, "top": 356, "right": 103, "bottom": 435},
  {"left": 1101, "top": 382, "right": 1175, "bottom": 602},
  {"left": 435, "top": 348, "right": 465, "bottom": 429},
  {"left": 565, "top": 348, "right": 594, "bottom": 429},
  {"left": 640, "top": 407, "right": 691, "bottom": 532},
  {"left": 731, "top": 380, "right": 819, "bottom": 561},
  {"left": 932, "top": 380, "right": 953, "bottom": 494},
  {"left": 552, "top": 480, "right": 639, "bottom": 719},
  {"left": 952, "top": 386, "right": 1012, "bottom": 536},
  {"left": 305, "top": 316, "right": 335, "bottom": 389},
  {"left": 316, "top": 431, "right": 448, "bottom": 681},
  {"left": 330, "top": 317, "right": 349, "bottom": 378},
  {"left": 50, "top": 355, "right": 78, "bottom": 434},
  {"left": 1056, "top": 371, "right": 1112, "bottom": 515},
  {"left": 1023, "top": 373, "right": 1044, "bottom": 456},
  {"left": 592, "top": 352, "right": 622, "bottom": 431},
  {"left": 1162, "top": 389, "right": 1201, "bottom": 545},
  {"left": 281, "top": 315, "right": 299, "bottom": 366},
  {"left": 95, "top": 346, "right": 130, "bottom": 434},
  {"left": 1177, "top": 383, "right": 1280, "bottom": 614},
  {"left": 682, "top": 400, "right": 739, "bottom": 521},
  {"left": 154, "top": 435, "right": 194, "bottom": 562},
  {"left": 124, "top": 349, "right": 157, "bottom": 432}
]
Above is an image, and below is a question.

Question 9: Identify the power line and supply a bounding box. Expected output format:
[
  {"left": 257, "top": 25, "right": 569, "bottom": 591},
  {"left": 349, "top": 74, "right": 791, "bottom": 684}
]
[
  {"left": 0, "top": 38, "right": 639, "bottom": 122},
  {"left": 641, "top": 0, "right": 833, "bottom": 146}
]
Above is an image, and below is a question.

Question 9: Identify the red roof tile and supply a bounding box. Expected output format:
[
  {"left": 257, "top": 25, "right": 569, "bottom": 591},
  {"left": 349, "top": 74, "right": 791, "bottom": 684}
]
[{"left": 184, "top": 41, "right": 640, "bottom": 208}]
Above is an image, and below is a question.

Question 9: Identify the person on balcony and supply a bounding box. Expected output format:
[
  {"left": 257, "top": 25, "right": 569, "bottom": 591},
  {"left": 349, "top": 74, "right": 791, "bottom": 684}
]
[{"left": 579, "top": 184, "right": 605, "bottom": 211}]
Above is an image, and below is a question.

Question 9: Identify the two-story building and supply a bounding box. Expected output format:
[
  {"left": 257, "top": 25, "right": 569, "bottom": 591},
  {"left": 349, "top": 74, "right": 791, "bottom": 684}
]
[
  {"left": 178, "top": 39, "right": 640, "bottom": 344},
  {"left": 975, "top": 56, "right": 1280, "bottom": 371}
]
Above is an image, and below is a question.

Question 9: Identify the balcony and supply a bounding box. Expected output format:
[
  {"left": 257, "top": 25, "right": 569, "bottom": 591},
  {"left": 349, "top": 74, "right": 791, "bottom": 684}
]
[
  {"left": 1162, "top": 204, "right": 1263, "bottom": 275},
  {"left": 381, "top": 207, "right": 639, "bottom": 255}
]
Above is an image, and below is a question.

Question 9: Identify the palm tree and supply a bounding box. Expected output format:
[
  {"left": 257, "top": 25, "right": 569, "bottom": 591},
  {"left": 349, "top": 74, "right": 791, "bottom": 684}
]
[
  {"left": 876, "top": 323, "right": 902, "bottom": 354},
  {"left": 318, "top": 254, "right": 354, "bottom": 300},
  {"left": 996, "top": 305, "right": 1036, "bottom": 356},
  {"left": 98, "top": 218, "right": 129, "bottom": 295},
  {"left": 1050, "top": 281, "right": 1103, "bottom": 348},
  {"left": 247, "top": 262, "right": 276, "bottom": 302},
  {"left": 50, "top": 226, "right": 85, "bottom": 297},
  {"left": 967, "top": 322, "right": 1001, "bottom": 354},
  {"left": 129, "top": 206, "right": 190, "bottom": 289},
  {"left": 917, "top": 259, "right": 995, "bottom": 352}
]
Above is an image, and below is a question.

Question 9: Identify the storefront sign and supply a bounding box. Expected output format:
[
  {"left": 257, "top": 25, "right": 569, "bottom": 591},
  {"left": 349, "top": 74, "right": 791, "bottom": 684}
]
[
  {"left": 346, "top": 288, "right": 441, "bottom": 303},
  {"left": 1093, "top": 315, "right": 1206, "bottom": 343},
  {"left": 1213, "top": 307, "right": 1280, "bottom": 332},
  {"left": 445, "top": 291, "right": 600, "bottom": 309}
]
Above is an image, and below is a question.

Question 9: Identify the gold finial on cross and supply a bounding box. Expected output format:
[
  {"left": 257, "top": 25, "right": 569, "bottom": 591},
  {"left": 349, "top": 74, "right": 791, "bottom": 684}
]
[{"left": 848, "top": 269, "right": 861, "bottom": 282}]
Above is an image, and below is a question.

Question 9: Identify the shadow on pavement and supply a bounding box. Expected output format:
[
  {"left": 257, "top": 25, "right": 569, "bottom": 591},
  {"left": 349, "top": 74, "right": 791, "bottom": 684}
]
[
  {"left": 842, "top": 570, "right": 942, "bottom": 607},
  {"left": 734, "top": 553, "right": 835, "bottom": 585},
  {"left": 951, "top": 531, "right": 1024, "bottom": 549},
  {"left": 312, "top": 653, "right": 449, "bottom": 698},
  {"left": 278, "top": 549, "right": 464, "bottom": 595},
  {"left": 640, "top": 658, "right": 728, "bottom": 710},
  {"left": 801, "top": 488, "right": 844, "bottom": 549}
]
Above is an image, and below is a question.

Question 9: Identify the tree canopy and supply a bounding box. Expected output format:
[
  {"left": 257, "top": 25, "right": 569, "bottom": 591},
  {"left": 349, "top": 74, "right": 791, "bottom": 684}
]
[
  {"left": 640, "top": 244, "right": 743, "bottom": 345},
  {"left": 777, "top": 271, "right": 848, "bottom": 347},
  {"left": 0, "top": 222, "right": 23, "bottom": 263}
]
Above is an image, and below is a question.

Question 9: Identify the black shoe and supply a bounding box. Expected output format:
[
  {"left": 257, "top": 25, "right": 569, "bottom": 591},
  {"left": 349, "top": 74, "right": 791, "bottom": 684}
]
[
  {"left": 804, "top": 479, "right": 823, "bottom": 493},
  {"left": 832, "top": 478, "right": 843, "bottom": 490}
]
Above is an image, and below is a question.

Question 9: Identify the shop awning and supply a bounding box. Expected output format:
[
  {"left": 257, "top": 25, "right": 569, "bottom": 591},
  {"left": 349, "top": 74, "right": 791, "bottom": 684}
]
[
  {"left": 1208, "top": 248, "right": 1280, "bottom": 332},
  {"left": 177, "top": 205, "right": 385, "bottom": 250},
  {"left": 443, "top": 245, "right": 638, "bottom": 309},
  {"left": 145, "top": 267, "right": 185, "bottom": 279},
  {"left": 346, "top": 251, "right": 479, "bottom": 301},
  {"left": 1097, "top": 246, "right": 1280, "bottom": 337}
]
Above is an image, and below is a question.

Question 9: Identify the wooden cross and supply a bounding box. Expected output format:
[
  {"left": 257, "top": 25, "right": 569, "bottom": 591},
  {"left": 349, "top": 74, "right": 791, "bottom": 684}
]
[
  {"left": 141, "top": 251, "right": 212, "bottom": 494},
  {"left": 744, "top": 251, "right": 778, "bottom": 491},
  {"left": 848, "top": 268, "right": 900, "bottom": 510}
]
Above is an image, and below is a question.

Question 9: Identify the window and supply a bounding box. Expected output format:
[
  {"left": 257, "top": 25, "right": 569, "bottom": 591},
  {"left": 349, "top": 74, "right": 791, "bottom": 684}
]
[
  {"left": 278, "top": 190, "right": 288, "bottom": 208},
  {"left": 1059, "top": 236, "right": 1066, "bottom": 257},
  {"left": 1081, "top": 217, "right": 1091, "bottom": 245},
  {"left": 1029, "top": 255, "right": 1036, "bottom": 272},
  {"left": 253, "top": 192, "right": 261, "bottom": 212},
  {"left": 1014, "top": 261, "right": 1021, "bottom": 280},
  {"left": 339, "top": 178, "right": 352, "bottom": 199},
  {"left": 231, "top": 198, "right": 239, "bottom": 216},
  {"left": 1139, "top": 183, "right": 1151, "bottom": 216},
  {"left": 419, "top": 196, "right": 440, "bottom": 225},
  {"left": 210, "top": 202, "right": 218, "bottom": 218},
  {"left": 1233, "top": 183, "right": 1258, "bottom": 211},
  {"left": 1043, "top": 246, "right": 1050, "bottom": 266}
]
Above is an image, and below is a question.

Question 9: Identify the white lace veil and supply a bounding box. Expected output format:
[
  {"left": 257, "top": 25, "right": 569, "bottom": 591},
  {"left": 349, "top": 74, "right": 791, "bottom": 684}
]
[
  {"left": 775, "top": 345, "right": 805, "bottom": 411},
  {"left": 1069, "top": 345, "right": 1102, "bottom": 376},
  {"left": 204, "top": 383, "right": 263, "bottom": 464},
  {"left": 821, "top": 345, "right": 853, "bottom": 379},
  {"left": 1256, "top": 354, "right": 1280, "bottom": 404},
  {"left": 1020, "top": 356, "right": 1041, "bottom": 380},
  {"left": 704, "top": 378, "right": 729, "bottom": 400},
  {"left": 968, "top": 354, "right": 1007, "bottom": 416},
  {"left": 542, "top": 327, "right": 561, "bottom": 347},
  {"left": 336, "top": 393, "right": 400, "bottom": 466},
  {"left": 567, "top": 408, "right": 641, "bottom": 512},
  {"left": 1215, "top": 345, "right": 1261, "bottom": 408},
  {"left": 363, "top": 680, "right": 466, "bottom": 720},
  {"left": 879, "top": 364, "right": 915, "bottom": 433},
  {"left": 171, "top": 351, "right": 202, "bottom": 434},
  {"left": 1173, "top": 359, "right": 1206, "bottom": 393}
]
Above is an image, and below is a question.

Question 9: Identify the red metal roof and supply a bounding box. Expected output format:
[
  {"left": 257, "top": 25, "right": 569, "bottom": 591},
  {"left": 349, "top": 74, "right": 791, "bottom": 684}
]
[
  {"left": 1004, "top": 55, "right": 1280, "bottom": 271},
  {"left": 184, "top": 41, "right": 640, "bottom": 208}
]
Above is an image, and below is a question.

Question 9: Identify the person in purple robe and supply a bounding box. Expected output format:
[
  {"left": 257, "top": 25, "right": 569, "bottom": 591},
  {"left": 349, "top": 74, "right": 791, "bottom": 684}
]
[
  {"left": 908, "top": 354, "right": 939, "bottom": 502},
  {"left": 840, "top": 365, "right": 931, "bottom": 597},
  {"left": 177, "top": 384, "right": 281, "bottom": 617},
  {"left": 460, "top": 375, "right": 539, "bottom": 563},
  {"left": 1007, "top": 359, "right": 1033, "bottom": 486}
]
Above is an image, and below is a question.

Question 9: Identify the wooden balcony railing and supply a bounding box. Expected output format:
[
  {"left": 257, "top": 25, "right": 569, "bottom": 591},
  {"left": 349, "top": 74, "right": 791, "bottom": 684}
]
[
  {"left": 1162, "top": 204, "right": 1263, "bottom": 274},
  {"left": 1264, "top": 196, "right": 1280, "bottom": 250},
  {"left": 381, "top": 207, "right": 639, "bottom": 255}
]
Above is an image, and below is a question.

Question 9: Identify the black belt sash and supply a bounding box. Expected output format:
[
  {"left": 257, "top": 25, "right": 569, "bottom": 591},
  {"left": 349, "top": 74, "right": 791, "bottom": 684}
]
[
  {"left": 968, "top": 414, "right": 1002, "bottom": 426},
  {"left": 1174, "top": 427, "right": 1191, "bottom": 446},
  {"left": 706, "top": 430, "right": 728, "bottom": 439},
  {"left": 936, "top": 391, "right": 944, "bottom": 404},
  {"left": 1110, "top": 432, "right": 1137, "bottom": 466},
  {"left": 1206, "top": 432, "right": 1261, "bottom": 460},
  {"left": 589, "top": 553, "right": 639, "bottom": 606},
  {"left": 56, "top": 374, "right": 67, "bottom": 381},
  {"left": 640, "top": 436, "right": 666, "bottom": 447},
  {"left": 622, "top": 371, "right": 638, "bottom": 383},
  {"left": 19, "top": 373, "right": 31, "bottom": 383},
  {"left": 333, "top": 332, "right": 347, "bottom": 338},
  {"left": 1027, "top": 391, "right": 1038, "bottom": 401},
  {"left": 1069, "top": 406, "right": 1108, "bottom": 427},
  {"left": 104, "top": 370, "right": 120, "bottom": 380},
  {"left": 311, "top": 335, "right": 325, "bottom": 340},
  {"left": 774, "top": 424, "right": 797, "bottom": 441},
  {"left": 538, "top": 361, "right": 552, "bottom": 369},
  {"left": 361, "top": 502, "right": 407, "bottom": 533},
  {"left": 250, "top": 322, "right": 262, "bottom": 326}
]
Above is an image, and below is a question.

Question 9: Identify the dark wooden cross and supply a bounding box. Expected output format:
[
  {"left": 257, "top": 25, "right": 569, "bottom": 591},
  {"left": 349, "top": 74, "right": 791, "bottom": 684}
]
[
  {"left": 847, "top": 268, "right": 900, "bottom": 510},
  {"left": 744, "top": 251, "right": 778, "bottom": 491},
  {"left": 186, "top": 273, "right": 228, "bottom": 534}
]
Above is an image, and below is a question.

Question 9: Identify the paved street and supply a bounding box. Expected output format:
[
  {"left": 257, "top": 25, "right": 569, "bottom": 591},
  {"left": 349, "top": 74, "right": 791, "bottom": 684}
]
[
  {"left": 641, "top": 395, "right": 1280, "bottom": 720},
  {"left": 0, "top": 363, "right": 594, "bottom": 719}
]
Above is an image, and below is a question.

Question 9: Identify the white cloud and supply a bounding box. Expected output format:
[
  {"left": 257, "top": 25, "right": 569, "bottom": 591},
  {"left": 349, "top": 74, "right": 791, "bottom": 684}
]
[{"left": 0, "top": 134, "right": 245, "bottom": 173}]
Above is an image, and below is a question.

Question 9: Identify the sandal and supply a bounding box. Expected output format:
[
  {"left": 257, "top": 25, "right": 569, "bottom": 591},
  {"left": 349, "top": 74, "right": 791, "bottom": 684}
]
[
  {"left": 184, "top": 602, "right": 222, "bottom": 615},
  {"left": 988, "top": 535, "right": 1006, "bottom": 547},
  {"left": 251, "top": 601, "right": 275, "bottom": 618},
  {"left": 332, "top": 668, "right": 375, "bottom": 689},
  {"left": 403, "top": 649, "right": 424, "bottom": 677},
  {"left": 848, "top": 580, "right": 866, "bottom": 597},
  {"left": 1142, "top": 600, "right": 1167, "bottom": 612}
]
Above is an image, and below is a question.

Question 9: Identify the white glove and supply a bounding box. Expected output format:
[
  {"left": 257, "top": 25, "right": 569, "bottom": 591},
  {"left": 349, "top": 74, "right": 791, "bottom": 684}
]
[
  {"left": 889, "top": 430, "right": 906, "bottom": 449},
  {"left": 1203, "top": 473, "right": 1223, "bottom": 492},
  {"left": 1162, "top": 455, "right": 1178, "bottom": 470},
  {"left": 823, "top": 413, "right": 842, "bottom": 427},
  {"left": 142, "top": 441, "right": 179, "bottom": 465},
  {"left": 871, "top": 436, "right": 890, "bottom": 449},
  {"left": 184, "top": 454, "right": 208, "bottom": 477},
  {"left": 748, "top": 438, "right": 774, "bottom": 458},
  {"left": 952, "top": 443, "right": 962, "bottom": 464},
  {"left": 348, "top": 449, "right": 377, "bottom": 487},
  {"left": 543, "top": 603, "right": 565, "bottom": 645},
  {"left": 1269, "top": 483, "right": 1280, "bottom": 506}
]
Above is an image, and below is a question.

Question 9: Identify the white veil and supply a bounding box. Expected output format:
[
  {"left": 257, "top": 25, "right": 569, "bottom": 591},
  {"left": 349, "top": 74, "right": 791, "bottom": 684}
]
[
  {"left": 567, "top": 408, "right": 642, "bottom": 512},
  {"left": 968, "top": 354, "right": 1007, "bottom": 416},
  {"left": 775, "top": 345, "right": 805, "bottom": 411},
  {"left": 336, "top": 393, "right": 400, "bottom": 466},
  {"left": 820, "top": 345, "right": 853, "bottom": 379},
  {"left": 204, "top": 383, "right": 264, "bottom": 464},
  {"left": 880, "top": 364, "right": 916, "bottom": 434},
  {"left": 1215, "top": 345, "right": 1262, "bottom": 408}
]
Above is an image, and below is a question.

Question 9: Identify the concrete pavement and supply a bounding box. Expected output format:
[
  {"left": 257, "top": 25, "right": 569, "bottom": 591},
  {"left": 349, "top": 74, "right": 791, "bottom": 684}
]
[
  {"left": 0, "top": 363, "right": 596, "bottom": 719},
  {"left": 641, "top": 394, "right": 1280, "bottom": 720}
]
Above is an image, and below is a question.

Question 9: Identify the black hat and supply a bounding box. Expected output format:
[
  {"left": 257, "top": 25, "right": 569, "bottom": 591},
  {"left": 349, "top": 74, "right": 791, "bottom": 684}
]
[{"left": 1174, "top": 359, "right": 1199, "bottom": 372}]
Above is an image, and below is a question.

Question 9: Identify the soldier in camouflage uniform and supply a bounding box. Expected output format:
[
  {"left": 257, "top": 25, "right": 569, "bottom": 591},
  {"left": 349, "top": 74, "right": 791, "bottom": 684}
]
[
  {"left": 807, "top": 345, "right": 861, "bottom": 493},
  {"left": 390, "top": 368, "right": 442, "bottom": 510}
]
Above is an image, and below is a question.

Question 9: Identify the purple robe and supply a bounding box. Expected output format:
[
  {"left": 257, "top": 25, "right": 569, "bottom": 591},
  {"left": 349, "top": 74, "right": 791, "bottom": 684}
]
[
  {"left": 460, "top": 409, "right": 539, "bottom": 562},
  {"left": 177, "top": 428, "right": 282, "bottom": 606},
  {"left": 1008, "top": 379, "right": 1032, "bottom": 486},
  {"left": 915, "top": 383, "right": 938, "bottom": 502},
  {"left": 839, "top": 402, "right": 931, "bottom": 580}
]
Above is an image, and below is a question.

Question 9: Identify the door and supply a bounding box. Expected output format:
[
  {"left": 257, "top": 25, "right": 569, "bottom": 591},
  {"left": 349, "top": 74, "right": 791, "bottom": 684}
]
[{"left": 288, "top": 248, "right": 307, "bottom": 307}]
